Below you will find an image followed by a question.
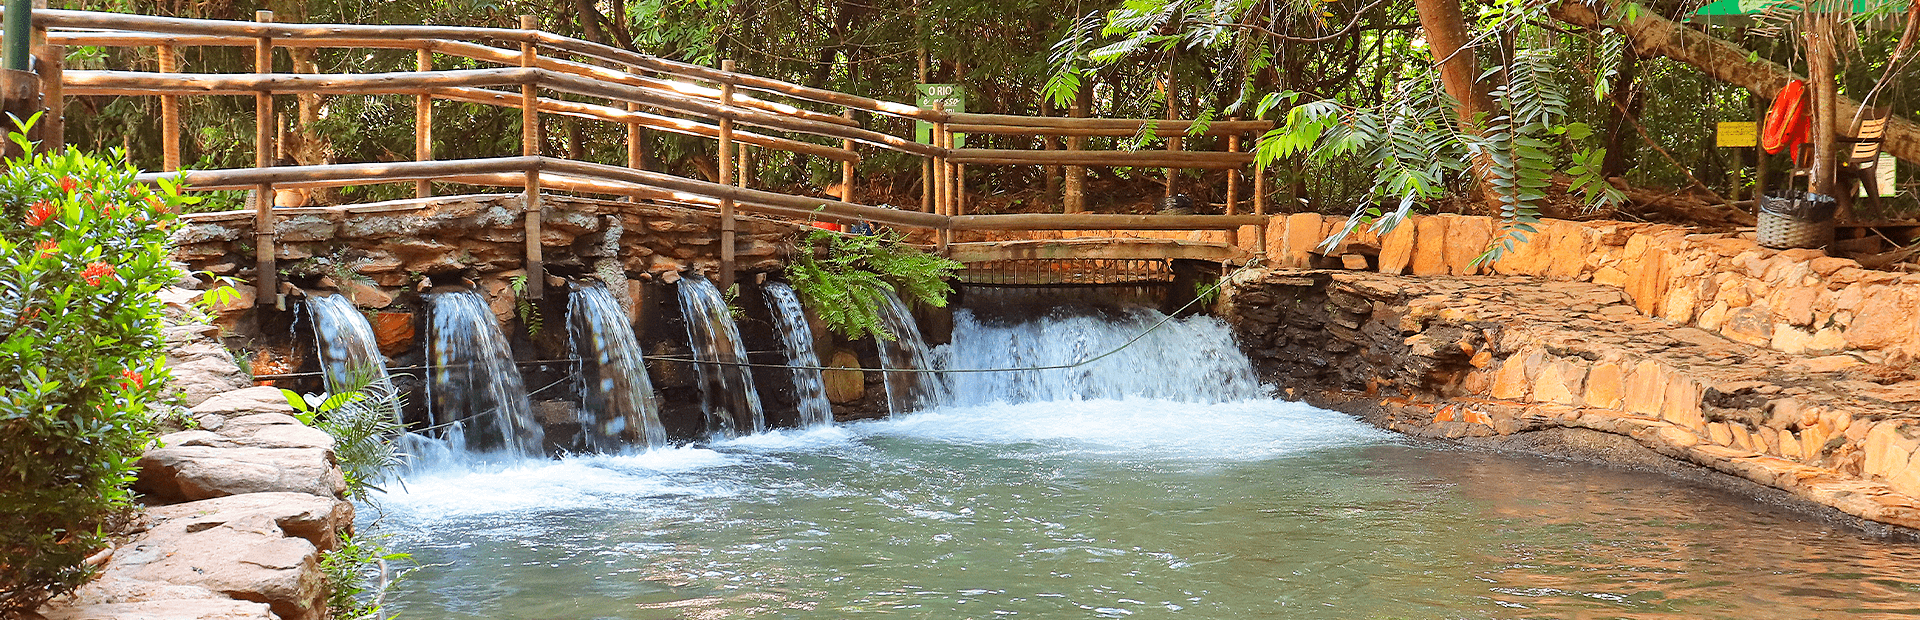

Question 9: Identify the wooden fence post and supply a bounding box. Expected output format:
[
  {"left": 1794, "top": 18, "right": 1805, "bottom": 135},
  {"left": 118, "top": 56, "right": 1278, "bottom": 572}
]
[
  {"left": 252, "top": 10, "right": 276, "bottom": 308},
  {"left": 840, "top": 109, "right": 855, "bottom": 203},
  {"left": 1225, "top": 119, "right": 1239, "bottom": 216},
  {"left": 717, "top": 58, "right": 737, "bottom": 291},
  {"left": 933, "top": 101, "right": 949, "bottom": 252},
  {"left": 159, "top": 44, "right": 180, "bottom": 171},
  {"left": 31, "top": 26, "right": 60, "bottom": 150},
  {"left": 519, "top": 15, "right": 544, "bottom": 299},
  {"left": 737, "top": 142, "right": 751, "bottom": 188},
  {"left": 415, "top": 48, "right": 432, "bottom": 198}
]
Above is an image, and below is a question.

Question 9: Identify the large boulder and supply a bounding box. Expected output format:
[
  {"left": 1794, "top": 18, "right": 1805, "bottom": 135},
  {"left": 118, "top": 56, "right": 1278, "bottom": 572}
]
[
  {"left": 43, "top": 496, "right": 349, "bottom": 620},
  {"left": 188, "top": 387, "right": 298, "bottom": 430},
  {"left": 136, "top": 412, "right": 345, "bottom": 502},
  {"left": 40, "top": 599, "right": 279, "bottom": 620}
]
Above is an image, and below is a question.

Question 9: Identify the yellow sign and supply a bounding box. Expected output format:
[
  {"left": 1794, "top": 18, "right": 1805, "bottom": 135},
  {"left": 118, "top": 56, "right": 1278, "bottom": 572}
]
[{"left": 1716, "top": 121, "right": 1758, "bottom": 148}]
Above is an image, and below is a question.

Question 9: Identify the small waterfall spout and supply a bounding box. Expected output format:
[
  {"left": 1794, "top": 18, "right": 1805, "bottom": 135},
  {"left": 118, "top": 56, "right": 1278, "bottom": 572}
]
[
  {"left": 676, "top": 273, "right": 765, "bottom": 436},
  {"left": 566, "top": 284, "right": 667, "bottom": 451},
  {"left": 875, "top": 290, "right": 942, "bottom": 414},
  {"left": 763, "top": 282, "right": 832, "bottom": 427},
  {"left": 427, "top": 290, "right": 544, "bottom": 457},
  {"left": 306, "top": 294, "right": 393, "bottom": 398},
  {"left": 938, "top": 307, "right": 1264, "bottom": 405}
]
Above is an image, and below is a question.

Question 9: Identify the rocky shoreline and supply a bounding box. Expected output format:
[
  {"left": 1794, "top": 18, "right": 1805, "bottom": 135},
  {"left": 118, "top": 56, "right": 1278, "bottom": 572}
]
[{"left": 1221, "top": 268, "right": 1920, "bottom": 534}]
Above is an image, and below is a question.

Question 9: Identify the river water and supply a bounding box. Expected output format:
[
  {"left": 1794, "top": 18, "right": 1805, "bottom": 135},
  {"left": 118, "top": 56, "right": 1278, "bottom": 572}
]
[{"left": 372, "top": 310, "right": 1920, "bottom": 619}]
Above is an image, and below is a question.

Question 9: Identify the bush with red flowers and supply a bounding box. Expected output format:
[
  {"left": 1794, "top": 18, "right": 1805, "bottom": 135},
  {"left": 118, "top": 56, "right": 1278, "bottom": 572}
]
[{"left": 0, "top": 131, "right": 197, "bottom": 615}]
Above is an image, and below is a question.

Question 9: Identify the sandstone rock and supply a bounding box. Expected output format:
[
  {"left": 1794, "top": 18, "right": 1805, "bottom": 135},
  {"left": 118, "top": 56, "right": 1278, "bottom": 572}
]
[
  {"left": 191, "top": 387, "right": 298, "bottom": 419},
  {"left": 1846, "top": 289, "right": 1917, "bottom": 350},
  {"left": 1282, "top": 213, "right": 1325, "bottom": 268},
  {"left": 1409, "top": 216, "right": 1449, "bottom": 276},
  {"left": 118, "top": 511, "right": 325, "bottom": 620},
  {"left": 1490, "top": 220, "right": 1554, "bottom": 276},
  {"left": 136, "top": 446, "right": 345, "bottom": 503},
  {"left": 1441, "top": 215, "right": 1493, "bottom": 276},
  {"left": 41, "top": 599, "right": 279, "bottom": 620},
  {"left": 371, "top": 312, "right": 414, "bottom": 356},
  {"left": 1621, "top": 360, "right": 1666, "bottom": 416},
  {"left": 169, "top": 358, "right": 254, "bottom": 409},
  {"left": 1582, "top": 361, "right": 1624, "bottom": 409},
  {"left": 340, "top": 281, "right": 395, "bottom": 309},
  {"left": 145, "top": 492, "right": 354, "bottom": 552},
  {"left": 1719, "top": 305, "right": 1774, "bottom": 347},
  {"left": 1376, "top": 221, "right": 1416, "bottom": 275},
  {"left": 823, "top": 349, "right": 864, "bottom": 404},
  {"left": 1489, "top": 354, "right": 1531, "bottom": 400},
  {"left": 1542, "top": 222, "right": 1589, "bottom": 281},
  {"left": 1660, "top": 374, "right": 1703, "bottom": 431},
  {"left": 1531, "top": 359, "right": 1586, "bottom": 406}
]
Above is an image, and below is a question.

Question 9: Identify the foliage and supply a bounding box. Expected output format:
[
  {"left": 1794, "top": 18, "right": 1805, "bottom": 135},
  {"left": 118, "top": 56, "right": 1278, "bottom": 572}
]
[
  {"left": 319, "top": 533, "right": 414, "bottom": 620},
  {"left": 281, "top": 370, "right": 406, "bottom": 498},
  {"left": 786, "top": 228, "right": 960, "bottom": 341},
  {"left": 0, "top": 122, "right": 193, "bottom": 615},
  {"left": 508, "top": 274, "right": 542, "bottom": 337}
]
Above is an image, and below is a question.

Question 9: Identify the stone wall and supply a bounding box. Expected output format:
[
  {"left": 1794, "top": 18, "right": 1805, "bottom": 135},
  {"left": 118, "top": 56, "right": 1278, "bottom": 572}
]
[
  {"left": 1222, "top": 269, "right": 1920, "bottom": 531},
  {"left": 173, "top": 193, "right": 810, "bottom": 315},
  {"left": 978, "top": 214, "right": 1920, "bottom": 366}
]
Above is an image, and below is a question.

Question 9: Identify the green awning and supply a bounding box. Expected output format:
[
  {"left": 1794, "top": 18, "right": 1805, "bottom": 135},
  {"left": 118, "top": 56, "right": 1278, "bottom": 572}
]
[{"left": 1689, "top": 0, "right": 1906, "bottom": 26}]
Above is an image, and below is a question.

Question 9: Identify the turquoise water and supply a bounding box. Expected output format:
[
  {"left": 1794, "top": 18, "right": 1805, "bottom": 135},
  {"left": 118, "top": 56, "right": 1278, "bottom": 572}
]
[{"left": 371, "top": 398, "right": 1920, "bottom": 619}]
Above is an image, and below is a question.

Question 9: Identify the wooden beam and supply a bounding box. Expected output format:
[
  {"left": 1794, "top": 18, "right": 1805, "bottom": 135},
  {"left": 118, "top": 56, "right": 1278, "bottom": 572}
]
[
  {"left": 428, "top": 86, "right": 858, "bottom": 162},
  {"left": 61, "top": 67, "right": 538, "bottom": 95},
  {"left": 947, "top": 238, "right": 1251, "bottom": 263},
  {"left": 718, "top": 58, "right": 736, "bottom": 291},
  {"left": 945, "top": 122, "right": 1270, "bottom": 137},
  {"left": 949, "top": 214, "right": 1266, "bottom": 231},
  {"left": 414, "top": 47, "right": 432, "bottom": 198},
  {"left": 945, "top": 112, "right": 1270, "bottom": 133},
  {"left": 946, "top": 148, "right": 1253, "bottom": 169},
  {"left": 252, "top": 10, "right": 275, "bottom": 309},
  {"left": 158, "top": 44, "right": 180, "bottom": 170}
]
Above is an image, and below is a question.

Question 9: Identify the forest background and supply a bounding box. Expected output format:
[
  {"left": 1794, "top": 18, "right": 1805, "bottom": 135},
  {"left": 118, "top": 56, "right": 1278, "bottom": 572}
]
[{"left": 50, "top": 0, "right": 1920, "bottom": 225}]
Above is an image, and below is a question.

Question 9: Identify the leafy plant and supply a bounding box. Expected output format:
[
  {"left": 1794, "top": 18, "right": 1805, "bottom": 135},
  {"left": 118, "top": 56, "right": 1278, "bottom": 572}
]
[
  {"left": 508, "top": 274, "right": 542, "bottom": 337},
  {"left": 319, "top": 533, "right": 415, "bottom": 620},
  {"left": 786, "top": 228, "right": 960, "bottom": 341},
  {"left": 280, "top": 370, "right": 405, "bottom": 498},
  {"left": 0, "top": 119, "right": 194, "bottom": 615}
]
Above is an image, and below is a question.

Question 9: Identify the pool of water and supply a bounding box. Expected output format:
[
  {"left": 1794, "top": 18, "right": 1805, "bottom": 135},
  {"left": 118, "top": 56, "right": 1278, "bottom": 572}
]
[{"left": 370, "top": 397, "right": 1920, "bottom": 619}]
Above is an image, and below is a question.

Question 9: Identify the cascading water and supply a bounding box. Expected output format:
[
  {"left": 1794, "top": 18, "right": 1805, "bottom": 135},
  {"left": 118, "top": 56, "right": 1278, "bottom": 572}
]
[
  {"left": 305, "top": 293, "right": 393, "bottom": 398},
  {"left": 762, "top": 282, "right": 832, "bottom": 427},
  {"left": 566, "top": 284, "right": 667, "bottom": 451},
  {"left": 873, "top": 289, "right": 943, "bottom": 413},
  {"left": 425, "top": 290, "right": 543, "bottom": 457},
  {"left": 936, "top": 307, "right": 1264, "bottom": 405},
  {"left": 676, "top": 273, "right": 765, "bottom": 436}
]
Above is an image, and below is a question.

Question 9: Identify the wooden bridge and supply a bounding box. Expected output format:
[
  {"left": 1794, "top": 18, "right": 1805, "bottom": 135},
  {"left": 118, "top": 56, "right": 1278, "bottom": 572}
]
[{"left": 12, "top": 9, "right": 1277, "bottom": 300}]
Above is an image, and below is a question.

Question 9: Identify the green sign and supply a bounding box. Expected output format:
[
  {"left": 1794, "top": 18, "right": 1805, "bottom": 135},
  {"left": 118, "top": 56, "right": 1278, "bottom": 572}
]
[{"left": 915, "top": 83, "right": 966, "bottom": 148}]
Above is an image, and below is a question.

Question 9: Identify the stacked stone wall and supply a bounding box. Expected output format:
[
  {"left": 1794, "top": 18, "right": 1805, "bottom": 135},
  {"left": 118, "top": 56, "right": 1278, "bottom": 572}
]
[
  {"left": 976, "top": 214, "right": 1920, "bottom": 365},
  {"left": 1223, "top": 269, "right": 1920, "bottom": 531}
]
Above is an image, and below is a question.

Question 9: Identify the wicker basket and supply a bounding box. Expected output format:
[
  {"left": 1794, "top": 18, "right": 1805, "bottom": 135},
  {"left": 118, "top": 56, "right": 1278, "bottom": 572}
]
[{"left": 1756, "top": 210, "right": 1833, "bottom": 249}]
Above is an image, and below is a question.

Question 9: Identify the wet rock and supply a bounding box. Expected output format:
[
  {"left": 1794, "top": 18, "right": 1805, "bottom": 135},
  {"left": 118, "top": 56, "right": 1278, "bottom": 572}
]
[{"left": 41, "top": 599, "right": 279, "bottom": 620}]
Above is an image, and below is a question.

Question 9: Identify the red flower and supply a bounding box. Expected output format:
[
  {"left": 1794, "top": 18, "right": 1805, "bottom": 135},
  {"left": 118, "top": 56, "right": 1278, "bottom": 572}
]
[
  {"left": 58, "top": 177, "right": 75, "bottom": 193},
  {"left": 81, "top": 262, "right": 115, "bottom": 286},
  {"left": 25, "top": 201, "right": 54, "bottom": 226},
  {"left": 118, "top": 369, "right": 144, "bottom": 390},
  {"left": 34, "top": 240, "right": 57, "bottom": 258}
]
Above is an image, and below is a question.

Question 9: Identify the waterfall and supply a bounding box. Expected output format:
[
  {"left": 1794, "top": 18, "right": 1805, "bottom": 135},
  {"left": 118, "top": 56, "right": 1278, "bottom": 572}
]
[
  {"left": 305, "top": 294, "right": 393, "bottom": 398},
  {"left": 676, "top": 273, "right": 765, "bottom": 436},
  {"left": 874, "top": 289, "right": 943, "bottom": 414},
  {"left": 567, "top": 284, "right": 668, "bottom": 451},
  {"left": 936, "top": 307, "right": 1264, "bottom": 405},
  {"left": 427, "top": 290, "right": 544, "bottom": 457},
  {"left": 762, "top": 282, "right": 832, "bottom": 427}
]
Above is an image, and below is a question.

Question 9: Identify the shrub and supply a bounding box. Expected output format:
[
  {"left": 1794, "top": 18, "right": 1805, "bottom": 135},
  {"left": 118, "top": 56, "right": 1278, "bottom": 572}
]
[{"left": 0, "top": 128, "right": 194, "bottom": 615}]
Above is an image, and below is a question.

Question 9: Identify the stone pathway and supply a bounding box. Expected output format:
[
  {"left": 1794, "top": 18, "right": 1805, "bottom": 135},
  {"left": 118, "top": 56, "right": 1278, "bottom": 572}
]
[{"left": 39, "top": 290, "right": 351, "bottom": 620}]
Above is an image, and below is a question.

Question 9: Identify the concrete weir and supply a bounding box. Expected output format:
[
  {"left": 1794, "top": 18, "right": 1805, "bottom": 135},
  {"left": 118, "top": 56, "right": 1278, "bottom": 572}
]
[{"left": 1220, "top": 268, "right": 1920, "bottom": 534}]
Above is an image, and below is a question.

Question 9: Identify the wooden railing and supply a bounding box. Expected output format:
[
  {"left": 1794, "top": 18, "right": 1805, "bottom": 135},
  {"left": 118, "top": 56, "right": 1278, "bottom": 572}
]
[{"left": 18, "top": 8, "right": 1274, "bottom": 303}]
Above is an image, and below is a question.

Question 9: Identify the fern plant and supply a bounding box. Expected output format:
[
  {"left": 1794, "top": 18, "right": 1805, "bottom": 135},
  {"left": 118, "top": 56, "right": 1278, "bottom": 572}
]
[
  {"left": 786, "top": 228, "right": 960, "bottom": 342},
  {"left": 280, "top": 368, "right": 405, "bottom": 498}
]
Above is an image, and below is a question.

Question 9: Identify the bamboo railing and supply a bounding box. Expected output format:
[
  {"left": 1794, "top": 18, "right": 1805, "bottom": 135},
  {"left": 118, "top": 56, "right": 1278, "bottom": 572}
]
[{"left": 18, "top": 8, "right": 1276, "bottom": 305}]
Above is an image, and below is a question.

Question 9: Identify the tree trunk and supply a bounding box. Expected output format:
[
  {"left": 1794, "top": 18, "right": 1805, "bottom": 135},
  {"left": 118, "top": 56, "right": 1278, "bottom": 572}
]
[
  {"left": 1599, "top": 45, "right": 1641, "bottom": 178},
  {"left": 1412, "top": 0, "right": 1500, "bottom": 204},
  {"left": 1551, "top": 0, "right": 1920, "bottom": 166}
]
